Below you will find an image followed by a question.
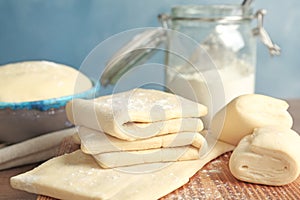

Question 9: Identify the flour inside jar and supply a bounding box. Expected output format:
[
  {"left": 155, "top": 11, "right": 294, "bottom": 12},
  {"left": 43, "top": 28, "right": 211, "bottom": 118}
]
[{"left": 166, "top": 59, "right": 254, "bottom": 126}]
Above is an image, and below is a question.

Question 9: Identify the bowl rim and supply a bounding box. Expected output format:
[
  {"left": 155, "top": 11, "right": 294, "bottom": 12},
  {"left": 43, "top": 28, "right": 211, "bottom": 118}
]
[{"left": 0, "top": 80, "right": 101, "bottom": 111}]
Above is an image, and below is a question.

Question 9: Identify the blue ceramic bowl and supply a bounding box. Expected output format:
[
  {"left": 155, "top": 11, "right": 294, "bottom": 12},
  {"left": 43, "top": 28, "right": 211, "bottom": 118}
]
[{"left": 0, "top": 81, "right": 100, "bottom": 143}]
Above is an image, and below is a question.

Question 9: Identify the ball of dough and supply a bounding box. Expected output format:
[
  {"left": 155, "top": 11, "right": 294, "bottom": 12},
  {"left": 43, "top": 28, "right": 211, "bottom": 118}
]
[
  {"left": 211, "top": 94, "right": 293, "bottom": 145},
  {"left": 0, "top": 61, "right": 93, "bottom": 102},
  {"left": 229, "top": 127, "right": 300, "bottom": 186}
]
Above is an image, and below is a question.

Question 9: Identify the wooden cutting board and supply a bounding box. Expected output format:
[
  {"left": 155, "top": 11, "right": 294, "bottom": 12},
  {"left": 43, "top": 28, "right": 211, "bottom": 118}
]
[{"left": 37, "top": 137, "right": 300, "bottom": 200}]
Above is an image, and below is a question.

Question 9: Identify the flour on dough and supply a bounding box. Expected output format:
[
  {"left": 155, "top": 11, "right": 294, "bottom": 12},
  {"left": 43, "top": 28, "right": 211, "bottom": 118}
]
[{"left": 66, "top": 89, "right": 207, "bottom": 140}]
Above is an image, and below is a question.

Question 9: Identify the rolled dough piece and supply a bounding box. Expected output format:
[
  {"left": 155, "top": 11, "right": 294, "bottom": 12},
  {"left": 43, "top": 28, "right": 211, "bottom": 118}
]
[
  {"left": 0, "top": 146, "right": 59, "bottom": 171},
  {"left": 229, "top": 127, "right": 300, "bottom": 186},
  {"left": 0, "top": 128, "right": 76, "bottom": 170},
  {"left": 0, "top": 61, "right": 92, "bottom": 102},
  {"left": 78, "top": 126, "right": 206, "bottom": 154},
  {"left": 66, "top": 88, "right": 207, "bottom": 141},
  {"left": 94, "top": 146, "right": 200, "bottom": 168},
  {"left": 211, "top": 94, "right": 293, "bottom": 145},
  {"left": 11, "top": 141, "right": 234, "bottom": 200}
]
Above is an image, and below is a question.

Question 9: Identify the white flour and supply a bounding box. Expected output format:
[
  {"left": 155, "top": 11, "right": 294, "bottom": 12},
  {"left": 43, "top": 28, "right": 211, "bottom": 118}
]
[{"left": 166, "top": 60, "right": 254, "bottom": 125}]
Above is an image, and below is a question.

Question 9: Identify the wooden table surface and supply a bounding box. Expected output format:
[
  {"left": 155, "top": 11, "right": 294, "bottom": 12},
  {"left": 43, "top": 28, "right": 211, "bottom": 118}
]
[{"left": 1, "top": 99, "right": 300, "bottom": 200}]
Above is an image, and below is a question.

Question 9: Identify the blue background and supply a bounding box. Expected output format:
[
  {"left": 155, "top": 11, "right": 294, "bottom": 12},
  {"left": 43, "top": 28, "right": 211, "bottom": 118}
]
[{"left": 0, "top": 0, "right": 299, "bottom": 98}]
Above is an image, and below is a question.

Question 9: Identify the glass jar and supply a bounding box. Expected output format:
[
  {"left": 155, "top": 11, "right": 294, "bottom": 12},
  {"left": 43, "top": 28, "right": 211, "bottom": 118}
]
[
  {"left": 99, "top": 4, "right": 279, "bottom": 124},
  {"left": 159, "top": 5, "right": 279, "bottom": 117}
]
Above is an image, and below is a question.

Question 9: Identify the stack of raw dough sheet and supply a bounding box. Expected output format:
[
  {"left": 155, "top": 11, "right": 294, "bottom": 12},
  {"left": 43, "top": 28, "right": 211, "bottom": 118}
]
[
  {"left": 66, "top": 88, "right": 208, "bottom": 168},
  {"left": 11, "top": 141, "right": 235, "bottom": 200}
]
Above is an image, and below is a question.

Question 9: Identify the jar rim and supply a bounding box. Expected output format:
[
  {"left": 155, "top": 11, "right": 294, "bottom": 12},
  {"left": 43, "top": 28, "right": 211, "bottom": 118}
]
[
  {"left": 172, "top": 4, "right": 246, "bottom": 10},
  {"left": 170, "top": 4, "right": 253, "bottom": 22}
]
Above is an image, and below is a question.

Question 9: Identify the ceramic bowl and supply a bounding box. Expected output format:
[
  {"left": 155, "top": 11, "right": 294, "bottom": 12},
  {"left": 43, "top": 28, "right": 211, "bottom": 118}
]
[{"left": 0, "top": 81, "right": 100, "bottom": 143}]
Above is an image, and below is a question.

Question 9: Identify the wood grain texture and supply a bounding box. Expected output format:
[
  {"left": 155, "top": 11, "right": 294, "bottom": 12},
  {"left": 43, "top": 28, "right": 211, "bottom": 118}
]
[
  {"left": 0, "top": 164, "right": 38, "bottom": 200},
  {"left": 161, "top": 152, "right": 300, "bottom": 200}
]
